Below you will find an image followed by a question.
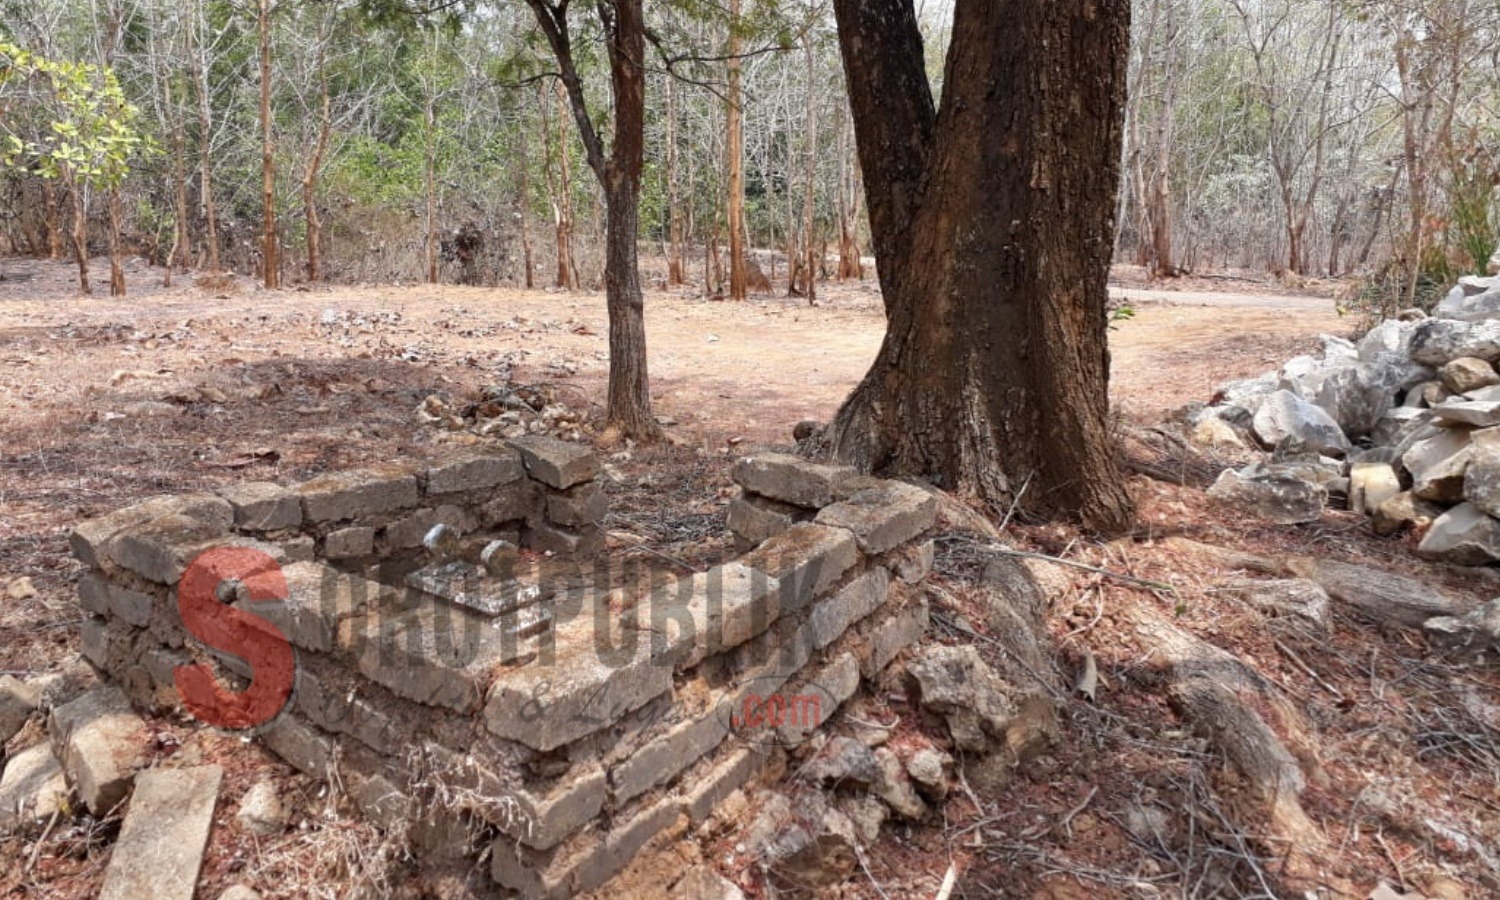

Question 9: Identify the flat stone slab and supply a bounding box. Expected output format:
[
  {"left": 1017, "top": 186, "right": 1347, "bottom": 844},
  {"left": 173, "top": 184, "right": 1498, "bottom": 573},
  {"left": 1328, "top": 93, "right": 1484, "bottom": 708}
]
[
  {"left": 99, "top": 766, "right": 223, "bottom": 900},
  {"left": 484, "top": 604, "right": 672, "bottom": 752},
  {"left": 294, "top": 464, "right": 420, "bottom": 523},
  {"left": 733, "top": 454, "right": 856, "bottom": 508},
  {"left": 510, "top": 436, "right": 601, "bottom": 489},
  {"left": 739, "top": 524, "right": 860, "bottom": 612},
  {"left": 1432, "top": 400, "right": 1500, "bottom": 427},
  {"left": 217, "top": 482, "right": 301, "bottom": 531},
  {"left": 815, "top": 481, "right": 937, "bottom": 554},
  {"left": 425, "top": 447, "right": 525, "bottom": 494},
  {"left": 70, "top": 494, "right": 233, "bottom": 569}
]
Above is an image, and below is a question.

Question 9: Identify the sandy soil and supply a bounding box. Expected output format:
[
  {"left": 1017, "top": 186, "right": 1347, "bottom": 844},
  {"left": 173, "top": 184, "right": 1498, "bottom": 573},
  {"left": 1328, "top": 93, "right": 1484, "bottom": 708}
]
[{"left": 6, "top": 256, "right": 1495, "bottom": 900}]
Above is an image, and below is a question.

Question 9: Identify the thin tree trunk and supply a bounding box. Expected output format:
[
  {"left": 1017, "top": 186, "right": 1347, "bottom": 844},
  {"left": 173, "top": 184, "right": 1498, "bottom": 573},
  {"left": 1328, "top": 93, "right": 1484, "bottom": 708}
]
[
  {"left": 424, "top": 81, "right": 439, "bottom": 285},
  {"left": 518, "top": 105, "right": 535, "bottom": 289},
  {"left": 41, "top": 179, "right": 63, "bottom": 260},
  {"left": 67, "top": 175, "right": 90, "bottom": 294},
  {"left": 666, "top": 75, "right": 685, "bottom": 286},
  {"left": 106, "top": 188, "right": 125, "bottom": 296},
  {"left": 828, "top": 0, "right": 1134, "bottom": 532},
  {"left": 726, "top": 0, "right": 747, "bottom": 302},
  {"left": 190, "top": 2, "right": 221, "bottom": 273},
  {"left": 802, "top": 37, "right": 819, "bottom": 304},
  {"left": 304, "top": 13, "right": 332, "bottom": 283},
  {"left": 258, "top": 0, "right": 279, "bottom": 288},
  {"left": 544, "top": 82, "right": 578, "bottom": 290},
  {"left": 524, "top": 0, "right": 658, "bottom": 440}
]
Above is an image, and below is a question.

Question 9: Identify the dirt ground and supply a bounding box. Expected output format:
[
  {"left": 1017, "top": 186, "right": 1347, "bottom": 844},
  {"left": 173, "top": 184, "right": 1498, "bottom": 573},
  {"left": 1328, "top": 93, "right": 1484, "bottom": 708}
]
[{"left": 3, "top": 256, "right": 1497, "bottom": 900}]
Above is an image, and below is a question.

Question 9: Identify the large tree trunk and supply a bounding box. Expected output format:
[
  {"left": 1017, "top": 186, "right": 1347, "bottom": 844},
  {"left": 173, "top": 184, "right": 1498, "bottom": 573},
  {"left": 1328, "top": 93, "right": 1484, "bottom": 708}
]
[{"left": 828, "top": 0, "right": 1135, "bottom": 533}]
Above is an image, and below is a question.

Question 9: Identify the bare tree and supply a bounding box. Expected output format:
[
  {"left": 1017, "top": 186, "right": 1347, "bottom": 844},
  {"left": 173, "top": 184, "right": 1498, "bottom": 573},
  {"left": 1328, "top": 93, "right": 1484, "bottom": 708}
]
[{"left": 525, "top": 0, "right": 659, "bottom": 440}]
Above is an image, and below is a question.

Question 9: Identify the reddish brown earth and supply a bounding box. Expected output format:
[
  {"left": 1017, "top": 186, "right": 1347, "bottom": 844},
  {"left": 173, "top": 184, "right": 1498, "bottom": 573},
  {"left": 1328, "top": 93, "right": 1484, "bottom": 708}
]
[{"left": 4, "top": 256, "right": 1494, "bottom": 900}]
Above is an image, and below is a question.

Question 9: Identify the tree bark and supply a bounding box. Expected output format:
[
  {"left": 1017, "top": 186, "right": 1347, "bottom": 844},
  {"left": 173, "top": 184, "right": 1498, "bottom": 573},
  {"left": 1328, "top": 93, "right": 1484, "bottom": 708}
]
[
  {"left": 518, "top": 98, "right": 535, "bottom": 289},
  {"left": 526, "top": 0, "right": 658, "bottom": 440},
  {"left": 258, "top": 0, "right": 279, "bottom": 288},
  {"left": 190, "top": 0, "right": 221, "bottom": 273},
  {"left": 106, "top": 188, "right": 126, "bottom": 296},
  {"left": 424, "top": 86, "right": 439, "bottom": 284},
  {"left": 41, "top": 178, "right": 63, "bottom": 260},
  {"left": 303, "top": 11, "right": 332, "bottom": 284},
  {"left": 666, "top": 75, "right": 685, "bottom": 286},
  {"left": 828, "top": 0, "right": 1135, "bottom": 533},
  {"left": 726, "top": 0, "right": 747, "bottom": 302},
  {"left": 801, "top": 36, "right": 819, "bottom": 304},
  {"left": 67, "top": 175, "right": 90, "bottom": 294}
]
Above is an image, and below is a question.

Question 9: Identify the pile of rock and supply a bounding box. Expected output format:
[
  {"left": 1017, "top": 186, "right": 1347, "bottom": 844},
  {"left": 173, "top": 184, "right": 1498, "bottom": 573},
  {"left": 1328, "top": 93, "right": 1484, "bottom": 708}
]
[{"left": 1198, "top": 273, "right": 1500, "bottom": 563}]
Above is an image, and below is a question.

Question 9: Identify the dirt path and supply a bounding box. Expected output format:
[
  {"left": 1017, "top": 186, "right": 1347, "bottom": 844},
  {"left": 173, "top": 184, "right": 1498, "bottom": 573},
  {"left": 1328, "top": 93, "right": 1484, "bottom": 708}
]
[{"left": 0, "top": 257, "right": 1341, "bottom": 445}]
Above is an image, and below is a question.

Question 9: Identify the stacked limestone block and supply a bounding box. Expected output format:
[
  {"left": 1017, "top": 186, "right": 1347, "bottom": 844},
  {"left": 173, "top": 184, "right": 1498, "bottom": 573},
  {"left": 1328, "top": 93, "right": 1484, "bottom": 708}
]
[{"left": 69, "top": 444, "right": 938, "bottom": 898}]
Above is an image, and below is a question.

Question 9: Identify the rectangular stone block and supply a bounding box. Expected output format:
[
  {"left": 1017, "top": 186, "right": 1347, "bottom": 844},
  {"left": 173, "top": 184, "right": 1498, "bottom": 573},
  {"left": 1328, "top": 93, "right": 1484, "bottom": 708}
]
[
  {"left": 655, "top": 564, "right": 784, "bottom": 669},
  {"left": 510, "top": 436, "right": 601, "bottom": 489},
  {"left": 217, "top": 482, "right": 301, "bottom": 531},
  {"left": 484, "top": 608, "right": 672, "bottom": 752},
  {"left": 70, "top": 494, "right": 233, "bottom": 569},
  {"left": 525, "top": 521, "right": 605, "bottom": 558},
  {"left": 355, "top": 598, "right": 534, "bottom": 713},
  {"left": 740, "top": 523, "right": 860, "bottom": 613},
  {"left": 490, "top": 825, "right": 602, "bottom": 900},
  {"left": 611, "top": 702, "right": 729, "bottom": 805},
  {"left": 859, "top": 592, "right": 930, "bottom": 678},
  {"left": 424, "top": 447, "right": 525, "bottom": 495},
  {"left": 236, "top": 561, "right": 382, "bottom": 653},
  {"left": 78, "top": 572, "right": 113, "bottom": 616},
  {"left": 481, "top": 479, "right": 544, "bottom": 527},
  {"left": 48, "top": 685, "right": 150, "bottom": 816},
  {"left": 815, "top": 481, "right": 938, "bottom": 554},
  {"left": 779, "top": 652, "right": 861, "bottom": 746},
  {"left": 547, "top": 483, "right": 608, "bottom": 527},
  {"left": 382, "top": 507, "right": 437, "bottom": 550},
  {"left": 508, "top": 764, "right": 608, "bottom": 850},
  {"left": 732, "top": 454, "right": 855, "bottom": 508},
  {"left": 807, "top": 567, "right": 890, "bottom": 650},
  {"left": 294, "top": 464, "right": 420, "bottom": 523},
  {"left": 883, "top": 539, "right": 935, "bottom": 583},
  {"left": 727, "top": 492, "right": 809, "bottom": 548},
  {"left": 681, "top": 746, "right": 768, "bottom": 824},
  {"left": 261, "top": 715, "right": 335, "bottom": 778},
  {"left": 99, "top": 766, "right": 222, "bottom": 900},
  {"left": 108, "top": 518, "right": 283, "bottom": 586},
  {"left": 279, "top": 535, "right": 316, "bottom": 562},
  {"left": 324, "top": 526, "right": 375, "bottom": 559},
  {"left": 291, "top": 664, "right": 403, "bottom": 755}
]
